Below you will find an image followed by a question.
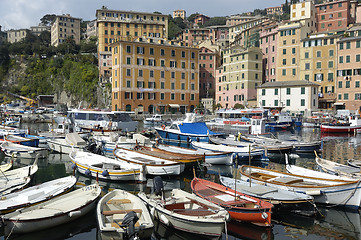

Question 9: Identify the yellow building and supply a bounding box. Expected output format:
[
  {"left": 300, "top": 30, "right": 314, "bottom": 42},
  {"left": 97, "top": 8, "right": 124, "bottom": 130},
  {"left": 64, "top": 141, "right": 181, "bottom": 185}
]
[
  {"left": 173, "top": 10, "right": 186, "bottom": 19},
  {"left": 111, "top": 37, "right": 199, "bottom": 114},
  {"left": 300, "top": 33, "right": 338, "bottom": 109},
  {"left": 96, "top": 9, "right": 169, "bottom": 83}
]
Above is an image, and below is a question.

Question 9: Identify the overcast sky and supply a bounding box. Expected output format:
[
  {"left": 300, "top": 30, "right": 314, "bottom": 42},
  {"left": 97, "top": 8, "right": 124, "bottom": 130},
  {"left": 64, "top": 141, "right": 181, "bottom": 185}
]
[{"left": 0, "top": 0, "right": 285, "bottom": 30}]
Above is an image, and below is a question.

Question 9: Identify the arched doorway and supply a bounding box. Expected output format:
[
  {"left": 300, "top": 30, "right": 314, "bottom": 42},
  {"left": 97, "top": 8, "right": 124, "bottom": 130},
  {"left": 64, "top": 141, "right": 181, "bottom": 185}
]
[
  {"left": 148, "top": 105, "right": 155, "bottom": 114},
  {"left": 190, "top": 105, "right": 195, "bottom": 113},
  {"left": 137, "top": 104, "right": 143, "bottom": 114},
  {"left": 126, "top": 104, "right": 132, "bottom": 112}
]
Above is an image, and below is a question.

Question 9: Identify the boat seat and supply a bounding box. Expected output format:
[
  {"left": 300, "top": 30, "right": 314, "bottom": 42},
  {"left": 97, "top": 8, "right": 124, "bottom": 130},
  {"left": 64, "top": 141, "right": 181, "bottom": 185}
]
[
  {"left": 103, "top": 209, "right": 143, "bottom": 216},
  {"left": 111, "top": 220, "right": 140, "bottom": 229},
  {"left": 271, "top": 177, "right": 303, "bottom": 184},
  {"left": 107, "top": 199, "right": 132, "bottom": 204}
]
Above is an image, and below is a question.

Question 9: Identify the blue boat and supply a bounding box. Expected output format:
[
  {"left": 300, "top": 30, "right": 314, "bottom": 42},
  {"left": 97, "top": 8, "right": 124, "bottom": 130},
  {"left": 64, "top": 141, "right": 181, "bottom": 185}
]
[{"left": 155, "top": 113, "right": 225, "bottom": 143}]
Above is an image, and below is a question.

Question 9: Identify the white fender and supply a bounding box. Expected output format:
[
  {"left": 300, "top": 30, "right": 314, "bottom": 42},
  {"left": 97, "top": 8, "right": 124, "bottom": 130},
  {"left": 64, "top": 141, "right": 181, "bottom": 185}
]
[
  {"left": 68, "top": 210, "right": 82, "bottom": 218},
  {"left": 159, "top": 214, "right": 169, "bottom": 226}
]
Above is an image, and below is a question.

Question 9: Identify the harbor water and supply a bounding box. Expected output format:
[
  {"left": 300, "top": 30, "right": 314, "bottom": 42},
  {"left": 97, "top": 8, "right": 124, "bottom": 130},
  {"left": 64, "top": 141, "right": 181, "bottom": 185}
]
[{"left": 1, "top": 122, "right": 361, "bottom": 240}]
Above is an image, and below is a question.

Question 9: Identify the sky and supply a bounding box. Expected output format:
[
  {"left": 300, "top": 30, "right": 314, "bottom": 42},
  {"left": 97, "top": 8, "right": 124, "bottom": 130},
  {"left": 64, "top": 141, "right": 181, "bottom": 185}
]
[{"left": 0, "top": 0, "right": 285, "bottom": 30}]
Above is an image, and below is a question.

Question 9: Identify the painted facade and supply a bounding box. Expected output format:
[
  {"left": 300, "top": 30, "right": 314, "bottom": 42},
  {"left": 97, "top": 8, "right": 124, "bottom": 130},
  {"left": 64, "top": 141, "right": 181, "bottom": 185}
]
[
  {"left": 50, "top": 14, "right": 81, "bottom": 47},
  {"left": 259, "top": 22, "right": 278, "bottom": 83}
]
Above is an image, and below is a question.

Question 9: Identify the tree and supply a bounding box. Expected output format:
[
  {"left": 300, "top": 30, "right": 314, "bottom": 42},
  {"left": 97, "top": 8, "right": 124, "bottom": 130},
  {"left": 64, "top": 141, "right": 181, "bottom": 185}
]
[
  {"left": 187, "top": 13, "right": 199, "bottom": 22},
  {"left": 202, "top": 17, "right": 227, "bottom": 27},
  {"left": 234, "top": 103, "right": 245, "bottom": 109},
  {"left": 40, "top": 14, "right": 56, "bottom": 26}
]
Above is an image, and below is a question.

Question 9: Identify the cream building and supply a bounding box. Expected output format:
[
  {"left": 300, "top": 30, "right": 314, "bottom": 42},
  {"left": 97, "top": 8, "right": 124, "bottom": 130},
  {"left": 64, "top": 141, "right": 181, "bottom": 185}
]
[
  {"left": 173, "top": 10, "right": 186, "bottom": 19},
  {"left": 51, "top": 14, "right": 81, "bottom": 47},
  {"left": 7, "top": 29, "right": 28, "bottom": 43}
]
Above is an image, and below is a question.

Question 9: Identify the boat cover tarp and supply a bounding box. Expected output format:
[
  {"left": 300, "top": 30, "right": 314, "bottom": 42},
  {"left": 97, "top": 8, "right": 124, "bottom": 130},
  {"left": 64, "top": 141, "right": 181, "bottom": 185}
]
[
  {"left": 65, "top": 133, "right": 86, "bottom": 146},
  {"left": 178, "top": 122, "right": 219, "bottom": 135}
]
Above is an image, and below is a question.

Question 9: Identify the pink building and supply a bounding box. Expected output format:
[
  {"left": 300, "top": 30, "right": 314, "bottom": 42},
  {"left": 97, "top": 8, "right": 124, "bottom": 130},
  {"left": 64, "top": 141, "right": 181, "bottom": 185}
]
[
  {"left": 259, "top": 22, "right": 278, "bottom": 83},
  {"left": 315, "top": 0, "right": 353, "bottom": 32},
  {"left": 194, "top": 14, "right": 210, "bottom": 25},
  {"left": 215, "top": 67, "right": 225, "bottom": 107},
  {"left": 199, "top": 47, "right": 221, "bottom": 99},
  {"left": 335, "top": 26, "right": 361, "bottom": 111}
]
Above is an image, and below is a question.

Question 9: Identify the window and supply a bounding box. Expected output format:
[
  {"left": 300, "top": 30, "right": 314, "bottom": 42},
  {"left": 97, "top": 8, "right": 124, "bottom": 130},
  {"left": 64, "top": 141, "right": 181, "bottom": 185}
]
[
  {"left": 160, "top": 71, "right": 165, "bottom": 78},
  {"left": 286, "top": 88, "right": 291, "bottom": 95},
  {"left": 338, "top": 81, "right": 342, "bottom": 88},
  {"left": 346, "top": 81, "right": 350, "bottom": 88},
  {"left": 346, "top": 42, "right": 351, "bottom": 49},
  {"left": 292, "top": 69, "right": 296, "bottom": 76},
  {"left": 328, "top": 73, "right": 334, "bottom": 81},
  {"left": 282, "top": 59, "right": 286, "bottom": 65},
  {"left": 286, "top": 99, "right": 290, "bottom": 106},
  {"left": 137, "top": 47, "right": 144, "bottom": 54},
  {"left": 301, "top": 99, "right": 305, "bottom": 106},
  {"left": 339, "top": 56, "right": 343, "bottom": 64},
  {"left": 305, "top": 63, "right": 310, "bottom": 70},
  {"left": 274, "top": 100, "right": 278, "bottom": 106},
  {"left": 274, "top": 89, "right": 278, "bottom": 95},
  {"left": 126, "top": 80, "right": 131, "bottom": 88},
  {"left": 292, "top": 58, "right": 296, "bottom": 64},
  {"left": 305, "top": 52, "right": 309, "bottom": 58},
  {"left": 317, "top": 51, "right": 321, "bottom": 58},
  {"left": 329, "top": 49, "right": 334, "bottom": 57},
  {"left": 126, "top": 46, "right": 131, "bottom": 53},
  {"left": 138, "top": 69, "right": 143, "bottom": 77},
  {"left": 171, "top": 72, "right": 175, "bottom": 79},
  {"left": 328, "top": 61, "right": 333, "bottom": 68},
  {"left": 170, "top": 93, "right": 175, "bottom": 100},
  {"left": 346, "top": 55, "right": 350, "bottom": 63},
  {"left": 316, "top": 62, "right": 322, "bottom": 69},
  {"left": 126, "top": 69, "right": 131, "bottom": 76},
  {"left": 126, "top": 57, "right": 131, "bottom": 64},
  {"left": 292, "top": 48, "right": 295, "bottom": 54},
  {"left": 282, "top": 69, "right": 286, "bottom": 76},
  {"left": 357, "top": 40, "right": 360, "bottom": 48},
  {"left": 160, "top": 49, "right": 165, "bottom": 56},
  {"left": 356, "top": 55, "right": 360, "bottom": 62},
  {"left": 262, "top": 100, "right": 265, "bottom": 106},
  {"left": 344, "top": 93, "right": 349, "bottom": 100},
  {"left": 149, "top": 70, "right": 154, "bottom": 78},
  {"left": 262, "top": 89, "right": 265, "bottom": 95},
  {"left": 356, "top": 81, "right": 360, "bottom": 88},
  {"left": 137, "top": 92, "right": 144, "bottom": 100},
  {"left": 301, "top": 87, "right": 305, "bottom": 94},
  {"left": 283, "top": 49, "right": 286, "bottom": 55},
  {"left": 171, "top": 82, "right": 175, "bottom": 89},
  {"left": 305, "top": 74, "right": 309, "bottom": 80},
  {"left": 149, "top": 48, "right": 154, "bottom": 55},
  {"left": 339, "top": 43, "right": 344, "bottom": 50}
]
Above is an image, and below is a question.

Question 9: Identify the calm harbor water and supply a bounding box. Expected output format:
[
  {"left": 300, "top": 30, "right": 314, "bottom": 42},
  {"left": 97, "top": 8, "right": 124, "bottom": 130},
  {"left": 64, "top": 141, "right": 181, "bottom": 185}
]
[{"left": 1, "top": 122, "right": 361, "bottom": 240}]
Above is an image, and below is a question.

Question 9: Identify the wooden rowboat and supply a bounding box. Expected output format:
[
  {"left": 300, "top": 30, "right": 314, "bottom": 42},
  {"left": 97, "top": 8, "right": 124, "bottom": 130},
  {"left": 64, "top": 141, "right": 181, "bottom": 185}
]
[
  {"left": 2, "top": 183, "right": 101, "bottom": 236},
  {"left": 191, "top": 177, "right": 273, "bottom": 227},
  {"left": 97, "top": 189, "right": 154, "bottom": 240}
]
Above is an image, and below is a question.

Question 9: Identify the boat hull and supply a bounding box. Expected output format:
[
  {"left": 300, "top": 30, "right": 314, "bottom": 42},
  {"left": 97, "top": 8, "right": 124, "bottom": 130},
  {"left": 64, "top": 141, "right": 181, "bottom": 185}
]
[
  {"left": 47, "top": 139, "right": 83, "bottom": 154},
  {"left": 320, "top": 124, "right": 361, "bottom": 133}
]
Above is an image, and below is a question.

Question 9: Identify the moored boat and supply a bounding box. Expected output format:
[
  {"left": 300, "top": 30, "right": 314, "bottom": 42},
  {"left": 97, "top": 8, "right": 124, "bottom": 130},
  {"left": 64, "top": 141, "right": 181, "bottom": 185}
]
[
  {"left": 2, "top": 183, "right": 102, "bottom": 236},
  {"left": 47, "top": 132, "right": 87, "bottom": 154},
  {"left": 191, "top": 177, "right": 273, "bottom": 227},
  {"left": 138, "top": 177, "right": 229, "bottom": 237},
  {"left": 0, "top": 141, "right": 48, "bottom": 159},
  {"left": 113, "top": 147, "right": 185, "bottom": 176},
  {"left": 320, "top": 115, "right": 361, "bottom": 133},
  {"left": 97, "top": 189, "right": 154, "bottom": 240},
  {"left": 315, "top": 153, "right": 361, "bottom": 178},
  {"left": 69, "top": 150, "right": 145, "bottom": 182}
]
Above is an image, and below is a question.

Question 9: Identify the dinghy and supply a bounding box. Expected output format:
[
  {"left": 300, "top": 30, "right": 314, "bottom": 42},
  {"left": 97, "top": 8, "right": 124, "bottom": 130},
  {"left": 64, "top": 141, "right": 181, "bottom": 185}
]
[
  {"left": 0, "top": 141, "right": 48, "bottom": 159},
  {"left": 315, "top": 152, "right": 361, "bottom": 178},
  {"left": 191, "top": 177, "right": 273, "bottom": 227},
  {"left": 113, "top": 147, "right": 185, "bottom": 176},
  {"left": 2, "top": 183, "right": 101, "bottom": 236},
  {"left": 138, "top": 177, "right": 229, "bottom": 237},
  {"left": 97, "top": 189, "right": 154, "bottom": 240}
]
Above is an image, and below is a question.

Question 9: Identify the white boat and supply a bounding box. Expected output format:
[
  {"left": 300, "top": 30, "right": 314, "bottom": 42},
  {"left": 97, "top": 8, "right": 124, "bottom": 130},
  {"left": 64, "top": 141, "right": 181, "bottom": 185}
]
[
  {"left": 315, "top": 154, "right": 361, "bottom": 178},
  {"left": 237, "top": 134, "right": 294, "bottom": 154},
  {"left": 113, "top": 147, "right": 185, "bottom": 176},
  {"left": 0, "top": 175, "right": 77, "bottom": 214},
  {"left": 0, "top": 160, "right": 13, "bottom": 173},
  {"left": 347, "top": 159, "right": 361, "bottom": 168},
  {"left": 0, "top": 158, "right": 39, "bottom": 196},
  {"left": 2, "top": 183, "right": 102, "bottom": 236},
  {"left": 0, "top": 141, "right": 48, "bottom": 159},
  {"left": 138, "top": 177, "right": 229, "bottom": 237},
  {"left": 97, "top": 189, "right": 154, "bottom": 240},
  {"left": 155, "top": 143, "right": 233, "bottom": 165},
  {"left": 47, "top": 132, "right": 87, "bottom": 154},
  {"left": 239, "top": 165, "right": 361, "bottom": 210},
  {"left": 69, "top": 150, "right": 146, "bottom": 182},
  {"left": 92, "top": 133, "right": 151, "bottom": 153},
  {"left": 191, "top": 141, "right": 264, "bottom": 162},
  {"left": 143, "top": 114, "right": 167, "bottom": 125},
  {"left": 58, "top": 109, "right": 138, "bottom": 133},
  {"left": 220, "top": 176, "right": 316, "bottom": 216}
]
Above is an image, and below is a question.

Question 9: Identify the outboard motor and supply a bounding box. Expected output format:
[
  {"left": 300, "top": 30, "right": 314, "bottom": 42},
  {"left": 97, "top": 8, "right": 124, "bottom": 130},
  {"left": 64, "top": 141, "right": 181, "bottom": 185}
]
[
  {"left": 121, "top": 211, "right": 139, "bottom": 240},
  {"left": 153, "top": 176, "right": 164, "bottom": 196}
]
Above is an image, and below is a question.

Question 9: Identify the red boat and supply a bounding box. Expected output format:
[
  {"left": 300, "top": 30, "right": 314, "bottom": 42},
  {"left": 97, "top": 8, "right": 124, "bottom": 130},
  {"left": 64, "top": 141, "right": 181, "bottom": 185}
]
[
  {"left": 321, "top": 115, "right": 361, "bottom": 133},
  {"left": 191, "top": 177, "right": 273, "bottom": 227}
]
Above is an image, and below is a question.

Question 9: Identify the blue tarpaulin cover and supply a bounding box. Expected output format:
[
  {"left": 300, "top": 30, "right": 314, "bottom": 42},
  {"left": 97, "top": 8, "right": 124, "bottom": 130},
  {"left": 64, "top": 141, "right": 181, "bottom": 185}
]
[{"left": 177, "top": 122, "right": 218, "bottom": 135}]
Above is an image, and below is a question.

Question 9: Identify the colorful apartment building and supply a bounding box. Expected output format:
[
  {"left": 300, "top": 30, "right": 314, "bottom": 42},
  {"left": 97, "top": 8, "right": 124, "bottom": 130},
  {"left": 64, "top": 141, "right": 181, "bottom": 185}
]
[
  {"left": 6, "top": 29, "right": 28, "bottom": 43},
  {"left": 215, "top": 67, "right": 224, "bottom": 108},
  {"left": 30, "top": 24, "right": 50, "bottom": 36},
  {"left": 208, "top": 25, "right": 229, "bottom": 49},
  {"left": 50, "top": 14, "right": 81, "bottom": 47},
  {"left": 176, "top": 28, "right": 216, "bottom": 46},
  {"left": 335, "top": 26, "right": 361, "bottom": 111},
  {"left": 110, "top": 37, "right": 199, "bottom": 114},
  {"left": 228, "top": 17, "right": 268, "bottom": 44},
  {"left": 226, "top": 15, "right": 260, "bottom": 26},
  {"left": 173, "top": 10, "right": 186, "bottom": 19},
  {"left": 257, "top": 80, "right": 319, "bottom": 114},
  {"left": 259, "top": 21, "right": 278, "bottom": 83},
  {"left": 96, "top": 9, "right": 168, "bottom": 83},
  {"left": 266, "top": 6, "right": 284, "bottom": 15},
  {"left": 218, "top": 46, "right": 263, "bottom": 108},
  {"left": 198, "top": 41, "right": 221, "bottom": 99},
  {"left": 194, "top": 14, "right": 210, "bottom": 26},
  {"left": 315, "top": 0, "right": 354, "bottom": 33},
  {"left": 300, "top": 33, "right": 339, "bottom": 110}
]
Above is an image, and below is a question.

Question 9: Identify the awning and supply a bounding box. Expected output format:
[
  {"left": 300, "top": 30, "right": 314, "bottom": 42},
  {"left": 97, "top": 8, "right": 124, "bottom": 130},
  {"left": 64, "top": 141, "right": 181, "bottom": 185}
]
[
  {"left": 333, "top": 102, "right": 345, "bottom": 106},
  {"left": 169, "top": 104, "right": 180, "bottom": 108}
]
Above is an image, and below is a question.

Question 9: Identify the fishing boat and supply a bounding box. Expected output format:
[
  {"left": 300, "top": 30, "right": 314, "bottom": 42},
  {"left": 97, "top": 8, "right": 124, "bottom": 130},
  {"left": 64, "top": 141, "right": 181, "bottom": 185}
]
[
  {"left": 154, "top": 113, "right": 225, "bottom": 143},
  {"left": 0, "top": 141, "right": 48, "bottom": 159},
  {"left": 191, "top": 141, "right": 264, "bottom": 162},
  {"left": 133, "top": 145, "right": 204, "bottom": 167},
  {"left": 315, "top": 153, "right": 361, "bottom": 178},
  {"left": 320, "top": 115, "right": 361, "bottom": 133},
  {"left": 0, "top": 160, "right": 13, "bottom": 173},
  {"left": 4, "top": 134, "right": 39, "bottom": 147},
  {"left": 97, "top": 189, "right": 154, "bottom": 240},
  {"left": 0, "top": 175, "right": 77, "bottom": 214},
  {"left": 143, "top": 114, "right": 168, "bottom": 125},
  {"left": 155, "top": 143, "right": 233, "bottom": 165},
  {"left": 138, "top": 177, "right": 229, "bottom": 237},
  {"left": 191, "top": 177, "right": 273, "bottom": 227},
  {"left": 2, "top": 183, "right": 101, "bottom": 236},
  {"left": 219, "top": 176, "right": 316, "bottom": 216},
  {"left": 113, "top": 147, "right": 185, "bottom": 176},
  {"left": 47, "top": 132, "right": 87, "bottom": 154},
  {"left": 237, "top": 134, "right": 294, "bottom": 154},
  {"left": 69, "top": 150, "right": 145, "bottom": 182},
  {"left": 239, "top": 165, "right": 361, "bottom": 210},
  {"left": 92, "top": 133, "right": 151, "bottom": 153},
  {"left": 0, "top": 158, "right": 38, "bottom": 196}
]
